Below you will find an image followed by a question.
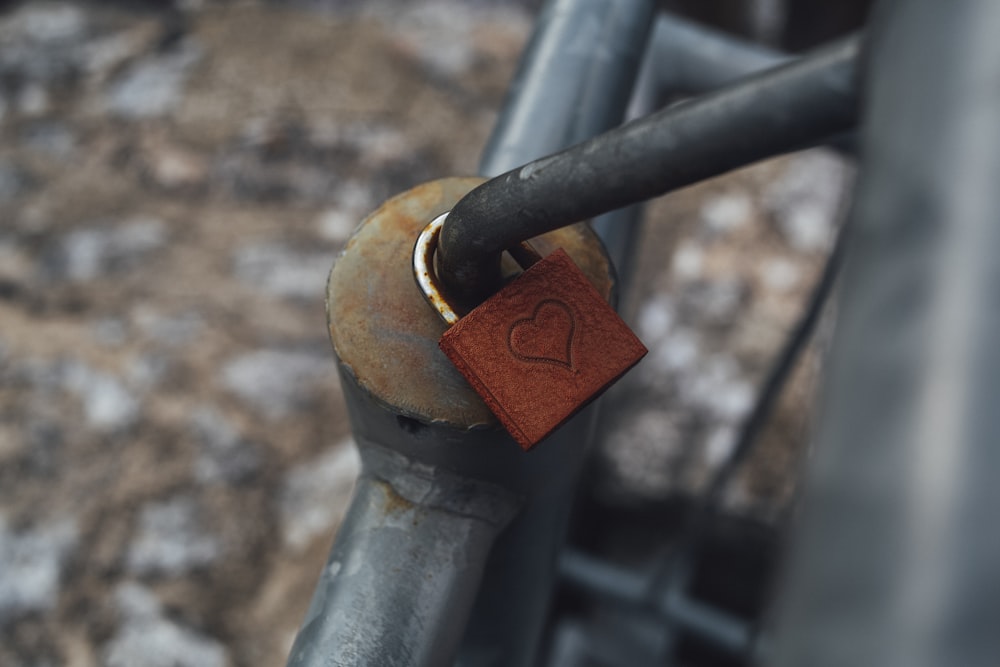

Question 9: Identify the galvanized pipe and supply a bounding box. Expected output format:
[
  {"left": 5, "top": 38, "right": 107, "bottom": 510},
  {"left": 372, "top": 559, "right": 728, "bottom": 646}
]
[
  {"left": 597, "top": 14, "right": 792, "bottom": 293},
  {"left": 477, "top": 0, "right": 657, "bottom": 281},
  {"left": 290, "top": 175, "right": 621, "bottom": 666},
  {"left": 560, "top": 550, "right": 754, "bottom": 655},
  {"left": 439, "top": 34, "right": 861, "bottom": 307},
  {"left": 457, "top": 2, "right": 657, "bottom": 665},
  {"left": 648, "top": 12, "right": 790, "bottom": 94},
  {"left": 286, "top": 445, "right": 518, "bottom": 667},
  {"left": 478, "top": 0, "right": 658, "bottom": 177},
  {"left": 293, "top": 172, "right": 623, "bottom": 667},
  {"left": 768, "top": 0, "right": 1000, "bottom": 666}
]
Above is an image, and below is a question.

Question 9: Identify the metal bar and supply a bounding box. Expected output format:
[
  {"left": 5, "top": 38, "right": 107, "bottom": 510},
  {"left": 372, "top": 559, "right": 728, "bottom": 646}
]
[
  {"left": 601, "top": 13, "right": 795, "bottom": 293},
  {"left": 439, "top": 34, "right": 861, "bottom": 307},
  {"left": 649, "top": 12, "right": 790, "bottom": 94},
  {"left": 478, "top": 0, "right": 658, "bottom": 177},
  {"left": 476, "top": 0, "right": 656, "bottom": 288},
  {"left": 768, "top": 1, "right": 1000, "bottom": 666},
  {"left": 292, "top": 3, "right": 659, "bottom": 662},
  {"left": 602, "top": 14, "right": 821, "bottom": 293},
  {"left": 286, "top": 450, "right": 517, "bottom": 667},
  {"left": 456, "top": 2, "right": 657, "bottom": 665},
  {"left": 589, "top": 205, "right": 644, "bottom": 296},
  {"left": 703, "top": 221, "right": 846, "bottom": 507},
  {"left": 662, "top": 592, "right": 753, "bottom": 657},
  {"left": 642, "top": 14, "right": 856, "bottom": 155},
  {"left": 559, "top": 550, "right": 753, "bottom": 655},
  {"left": 304, "top": 177, "right": 623, "bottom": 667},
  {"left": 286, "top": 379, "right": 522, "bottom": 667}
]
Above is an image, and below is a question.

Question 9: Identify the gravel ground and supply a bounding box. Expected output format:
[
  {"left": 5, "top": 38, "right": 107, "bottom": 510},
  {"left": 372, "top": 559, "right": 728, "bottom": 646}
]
[{"left": 0, "top": 2, "right": 850, "bottom": 665}]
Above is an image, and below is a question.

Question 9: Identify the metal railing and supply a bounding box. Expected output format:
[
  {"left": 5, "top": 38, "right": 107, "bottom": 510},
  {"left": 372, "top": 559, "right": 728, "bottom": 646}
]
[{"left": 287, "top": 0, "right": 1000, "bottom": 665}]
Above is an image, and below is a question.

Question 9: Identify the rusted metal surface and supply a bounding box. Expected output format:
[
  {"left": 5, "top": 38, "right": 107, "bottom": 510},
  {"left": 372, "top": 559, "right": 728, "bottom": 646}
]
[
  {"left": 374, "top": 478, "right": 417, "bottom": 516},
  {"left": 327, "top": 177, "right": 616, "bottom": 428}
]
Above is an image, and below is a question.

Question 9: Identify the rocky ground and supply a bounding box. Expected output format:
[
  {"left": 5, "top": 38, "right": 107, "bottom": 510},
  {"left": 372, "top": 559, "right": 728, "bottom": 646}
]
[{"left": 0, "top": 2, "right": 850, "bottom": 665}]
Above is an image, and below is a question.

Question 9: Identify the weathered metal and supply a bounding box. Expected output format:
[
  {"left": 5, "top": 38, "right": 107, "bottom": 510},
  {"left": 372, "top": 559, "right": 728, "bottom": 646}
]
[
  {"left": 478, "top": 0, "right": 658, "bottom": 178},
  {"left": 440, "top": 34, "right": 861, "bottom": 306},
  {"left": 286, "top": 438, "right": 520, "bottom": 667},
  {"left": 286, "top": 177, "right": 620, "bottom": 666},
  {"left": 327, "top": 177, "right": 615, "bottom": 429},
  {"left": 456, "top": 2, "right": 657, "bottom": 663},
  {"left": 294, "top": 0, "right": 659, "bottom": 663},
  {"left": 413, "top": 212, "right": 543, "bottom": 327}
]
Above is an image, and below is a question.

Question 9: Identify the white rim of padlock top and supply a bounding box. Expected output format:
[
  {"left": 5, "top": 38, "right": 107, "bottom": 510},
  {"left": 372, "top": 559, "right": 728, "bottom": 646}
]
[{"left": 413, "top": 212, "right": 544, "bottom": 327}]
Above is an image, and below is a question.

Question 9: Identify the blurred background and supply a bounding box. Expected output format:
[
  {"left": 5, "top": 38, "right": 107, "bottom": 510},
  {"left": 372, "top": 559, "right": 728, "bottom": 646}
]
[{"left": 0, "top": 1, "right": 866, "bottom": 665}]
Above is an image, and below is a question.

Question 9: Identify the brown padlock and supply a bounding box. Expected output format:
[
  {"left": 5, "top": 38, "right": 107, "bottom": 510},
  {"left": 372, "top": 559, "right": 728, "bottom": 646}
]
[{"left": 415, "top": 213, "right": 647, "bottom": 450}]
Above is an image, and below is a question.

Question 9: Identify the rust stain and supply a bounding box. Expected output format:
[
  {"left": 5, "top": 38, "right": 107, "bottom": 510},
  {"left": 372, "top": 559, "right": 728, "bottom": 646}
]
[
  {"left": 374, "top": 478, "right": 415, "bottom": 515},
  {"left": 373, "top": 479, "right": 427, "bottom": 528}
]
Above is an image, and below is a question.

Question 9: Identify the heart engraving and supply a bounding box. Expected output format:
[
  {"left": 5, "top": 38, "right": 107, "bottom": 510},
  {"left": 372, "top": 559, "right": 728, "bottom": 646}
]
[{"left": 507, "top": 299, "right": 576, "bottom": 370}]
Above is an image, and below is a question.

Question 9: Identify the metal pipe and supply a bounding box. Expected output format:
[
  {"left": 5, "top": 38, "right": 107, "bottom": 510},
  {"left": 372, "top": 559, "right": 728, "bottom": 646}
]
[
  {"left": 768, "top": 1, "right": 1000, "bottom": 666},
  {"left": 476, "top": 0, "right": 656, "bottom": 291},
  {"left": 286, "top": 445, "right": 518, "bottom": 667},
  {"left": 293, "top": 177, "right": 620, "bottom": 667},
  {"left": 478, "top": 0, "right": 658, "bottom": 177},
  {"left": 649, "top": 12, "right": 790, "bottom": 94},
  {"left": 439, "top": 34, "right": 861, "bottom": 307},
  {"left": 559, "top": 550, "right": 753, "bottom": 655},
  {"left": 703, "top": 221, "right": 846, "bottom": 509},
  {"left": 457, "top": 2, "right": 657, "bottom": 665},
  {"left": 603, "top": 13, "right": 795, "bottom": 290}
]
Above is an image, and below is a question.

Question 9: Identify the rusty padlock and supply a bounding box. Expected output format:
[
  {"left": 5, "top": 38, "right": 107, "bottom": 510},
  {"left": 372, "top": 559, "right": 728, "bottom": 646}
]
[{"left": 414, "top": 212, "right": 647, "bottom": 450}]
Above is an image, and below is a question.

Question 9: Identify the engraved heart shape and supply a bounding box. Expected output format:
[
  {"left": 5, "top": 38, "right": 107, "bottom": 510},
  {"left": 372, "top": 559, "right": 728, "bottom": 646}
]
[{"left": 507, "top": 299, "right": 576, "bottom": 370}]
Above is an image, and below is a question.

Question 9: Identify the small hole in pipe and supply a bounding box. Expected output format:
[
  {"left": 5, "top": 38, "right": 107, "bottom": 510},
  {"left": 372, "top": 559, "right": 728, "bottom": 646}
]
[{"left": 396, "top": 415, "right": 425, "bottom": 435}]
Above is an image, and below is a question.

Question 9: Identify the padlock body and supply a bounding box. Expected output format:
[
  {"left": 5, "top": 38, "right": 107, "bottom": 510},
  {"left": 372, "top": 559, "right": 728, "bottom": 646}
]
[{"left": 439, "top": 249, "right": 646, "bottom": 449}]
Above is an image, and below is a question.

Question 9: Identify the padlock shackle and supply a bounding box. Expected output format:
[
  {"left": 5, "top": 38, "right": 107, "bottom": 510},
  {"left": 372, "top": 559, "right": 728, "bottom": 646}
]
[{"left": 437, "top": 34, "right": 861, "bottom": 307}]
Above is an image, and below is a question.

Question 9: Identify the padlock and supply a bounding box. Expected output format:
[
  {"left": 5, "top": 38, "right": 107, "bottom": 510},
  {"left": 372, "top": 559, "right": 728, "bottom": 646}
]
[{"left": 414, "top": 212, "right": 647, "bottom": 450}]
